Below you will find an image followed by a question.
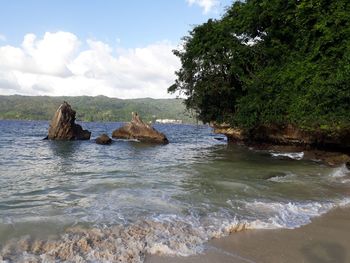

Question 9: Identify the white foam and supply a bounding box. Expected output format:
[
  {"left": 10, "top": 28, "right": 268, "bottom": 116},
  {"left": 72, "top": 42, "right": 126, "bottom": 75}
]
[
  {"left": 2, "top": 198, "right": 350, "bottom": 263},
  {"left": 268, "top": 172, "right": 297, "bottom": 182},
  {"left": 270, "top": 152, "right": 304, "bottom": 160},
  {"left": 338, "top": 198, "right": 350, "bottom": 207},
  {"left": 115, "top": 138, "right": 140, "bottom": 142},
  {"left": 330, "top": 164, "right": 349, "bottom": 178},
  {"left": 242, "top": 199, "right": 350, "bottom": 229},
  {"left": 327, "top": 164, "right": 350, "bottom": 184}
]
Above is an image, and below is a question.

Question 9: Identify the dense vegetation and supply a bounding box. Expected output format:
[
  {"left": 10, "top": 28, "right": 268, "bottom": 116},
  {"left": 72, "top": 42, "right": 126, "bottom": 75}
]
[
  {"left": 169, "top": 0, "right": 350, "bottom": 135},
  {"left": 0, "top": 95, "right": 195, "bottom": 123}
]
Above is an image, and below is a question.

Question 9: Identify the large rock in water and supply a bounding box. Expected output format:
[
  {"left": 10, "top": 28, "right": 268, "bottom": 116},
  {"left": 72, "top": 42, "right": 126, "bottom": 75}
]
[
  {"left": 96, "top": 134, "right": 112, "bottom": 145},
  {"left": 47, "top": 102, "right": 91, "bottom": 140},
  {"left": 112, "top": 112, "right": 168, "bottom": 144}
]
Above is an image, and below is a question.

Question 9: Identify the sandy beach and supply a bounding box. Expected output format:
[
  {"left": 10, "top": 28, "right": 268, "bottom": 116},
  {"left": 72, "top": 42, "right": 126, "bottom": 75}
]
[{"left": 146, "top": 206, "right": 350, "bottom": 263}]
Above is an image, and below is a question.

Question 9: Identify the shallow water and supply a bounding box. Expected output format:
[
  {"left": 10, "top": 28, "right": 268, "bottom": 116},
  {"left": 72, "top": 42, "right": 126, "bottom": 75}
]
[{"left": 0, "top": 120, "right": 349, "bottom": 262}]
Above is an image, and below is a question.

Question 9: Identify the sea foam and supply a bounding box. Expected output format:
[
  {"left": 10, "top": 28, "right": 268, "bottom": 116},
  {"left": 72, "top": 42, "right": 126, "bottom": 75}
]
[
  {"left": 327, "top": 164, "right": 350, "bottom": 184},
  {"left": 330, "top": 164, "right": 349, "bottom": 178},
  {"left": 270, "top": 152, "right": 304, "bottom": 160},
  {"left": 267, "top": 172, "right": 298, "bottom": 183},
  {"left": 1, "top": 198, "right": 349, "bottom": 263}
]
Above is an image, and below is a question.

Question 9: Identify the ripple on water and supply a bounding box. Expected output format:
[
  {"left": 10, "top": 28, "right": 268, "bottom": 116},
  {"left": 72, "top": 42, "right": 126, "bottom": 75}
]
[{"left": 0, "top": 121, "right": 349, "bottom": 262}]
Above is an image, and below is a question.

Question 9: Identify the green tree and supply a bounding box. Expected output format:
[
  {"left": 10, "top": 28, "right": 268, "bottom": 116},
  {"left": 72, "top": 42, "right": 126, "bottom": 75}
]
[
  {"left": 170, "top": 17, "right": 259, "bottom": 124},
  {"left": 170, "top": 0, "right": 350, "bottom": 134}
]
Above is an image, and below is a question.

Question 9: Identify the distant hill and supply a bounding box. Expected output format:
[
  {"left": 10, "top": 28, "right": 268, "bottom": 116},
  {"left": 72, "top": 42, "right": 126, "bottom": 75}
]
[{"left": 0, "top": 95, "right": 196, "bottom": 123}]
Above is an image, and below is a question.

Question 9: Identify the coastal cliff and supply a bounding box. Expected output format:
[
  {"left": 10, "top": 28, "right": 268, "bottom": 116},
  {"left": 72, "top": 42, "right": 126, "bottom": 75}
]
[
  {"left": 212, "top": 123, "right": 350, "bottom": 165},
  {"left": 213, "top": 123, "right": 350, "bottom": 150}
]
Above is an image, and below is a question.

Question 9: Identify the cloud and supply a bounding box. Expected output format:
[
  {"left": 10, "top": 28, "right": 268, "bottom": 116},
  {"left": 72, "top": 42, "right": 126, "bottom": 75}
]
[
  {"left": 0, "top": 34, "right": 6, "bottom": 42},
  {"left": 186, "top": 0, "right": 219, "bottom": 14},
  {"left": 0, "top": 71, "right": 21, "bottom": 91},
  {"left": 0, "top": 31, "right": 79, "bottom": 77},
  {"left": 0, "top": 31, "right": 180, "bottom": 98}
]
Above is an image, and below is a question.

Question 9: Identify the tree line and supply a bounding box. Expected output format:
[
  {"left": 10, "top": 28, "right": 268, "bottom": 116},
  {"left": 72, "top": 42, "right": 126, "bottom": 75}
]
[{"left": 0, "top": 95, "right": 195, "bottom": 123}]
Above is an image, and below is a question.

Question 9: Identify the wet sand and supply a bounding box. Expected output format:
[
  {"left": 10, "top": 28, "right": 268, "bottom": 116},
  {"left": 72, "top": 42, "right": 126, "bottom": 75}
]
[{"left": 146, "top": 207, "right": 350, "bottom": 263}]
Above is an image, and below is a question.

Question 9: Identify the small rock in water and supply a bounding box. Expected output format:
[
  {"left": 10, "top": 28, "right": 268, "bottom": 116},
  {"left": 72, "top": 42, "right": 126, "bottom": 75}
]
[
  {"left": 96, "top": 134, "right": 112, "bottom": 145},
  {"left": 47, "top": 101, "right": 91, "bottom": 140},
  {"left": 112, "top": 112, "right": 168, "bottom": 144}
]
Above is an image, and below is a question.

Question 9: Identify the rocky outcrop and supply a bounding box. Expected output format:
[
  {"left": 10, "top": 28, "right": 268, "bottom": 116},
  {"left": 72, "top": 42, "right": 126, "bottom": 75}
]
[
  {"left": 211, "top": 122, "right": 245, "bottom": 143},
  {"left": 112, "top": 112, "right": 168, "bottom": 144},
  {"left": 47, "top": 102, "right": 91, "bottom": 140},
  {"left": 96, "top": 134, "right": 112, "bottom": 145},
  {"left": 213, "top": 123, "right": 350, "bottom": 151},
  {"left": 212, "top": 122, "right": 350, "bottom": 166}
]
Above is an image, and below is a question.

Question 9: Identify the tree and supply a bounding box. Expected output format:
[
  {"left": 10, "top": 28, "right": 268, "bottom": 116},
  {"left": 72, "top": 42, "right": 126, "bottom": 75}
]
[{"left": 170, "top": 0, "right": 350, "bottom": 134}]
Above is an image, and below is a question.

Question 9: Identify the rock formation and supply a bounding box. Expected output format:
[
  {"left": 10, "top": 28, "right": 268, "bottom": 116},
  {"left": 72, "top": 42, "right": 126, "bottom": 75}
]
[
  {"left": 212, "top": 122, "right": 350, "bottom": 166},
  {"left": 212, "top": 122, "right": 350, "bottom": 151},
  {"left": 112, "top": 112, "right": 168, "bottom": 144},
  {"left": 211, "top": 122, "right": 244, "bottom": 143},
  {"left": 96, "top": 134, "right": 112, "bottom": 145},
  {"left": 47, "top": 102, "right": 91, "bottom": 140}
]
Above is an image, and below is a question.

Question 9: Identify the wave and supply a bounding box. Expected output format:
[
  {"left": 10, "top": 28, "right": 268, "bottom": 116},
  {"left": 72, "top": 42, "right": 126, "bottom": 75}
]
[
  {"left": 0, "top": 217, "right": 210, "bottom": 263},
  {"left": 329, "top": 164, "right": 349, "bottom": 178},
  {"left": 270, "top": 151, "right": 304, "bottom": 160},
  {"left": 1, "top": 198, "right": 349, "bottom": 263},
  {"left": 327, "top": 164, "right": 350, "bottom": 184},
  {"left": 242, "top": 199, "right": 349, "bottom": 229},
  {"left": 267, "top": 172, "right": 298, "bottom": 183}
]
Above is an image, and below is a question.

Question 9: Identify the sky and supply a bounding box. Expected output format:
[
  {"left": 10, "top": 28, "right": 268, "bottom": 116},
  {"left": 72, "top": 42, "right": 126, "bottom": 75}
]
[{"left": 0, "top": 0, "right": 233, "bottom": 99}]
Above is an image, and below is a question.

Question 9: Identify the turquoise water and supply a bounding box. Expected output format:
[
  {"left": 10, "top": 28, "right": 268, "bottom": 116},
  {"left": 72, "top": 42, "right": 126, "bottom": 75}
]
[{"left": 0, "top": 120, "right": 349, "bottom": 262}]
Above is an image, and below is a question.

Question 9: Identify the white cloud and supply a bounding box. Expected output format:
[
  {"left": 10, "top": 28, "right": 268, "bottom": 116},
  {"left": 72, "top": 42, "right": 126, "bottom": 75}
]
[
  {"left": 0, "top": 34, "right": 6, "bottom": 42},
  {"left": 0, "top": 31, "right": 180, "bottom": 98},
  {"left": 186, "top": 0, "right": 219, "bottom": 14},
  {"left": 0, "top": 31, "right": 79, "bottom": 77}
]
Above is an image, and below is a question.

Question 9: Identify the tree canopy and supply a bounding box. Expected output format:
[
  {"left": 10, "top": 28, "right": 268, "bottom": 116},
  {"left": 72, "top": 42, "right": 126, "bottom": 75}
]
[{"left": 169, "top": 0, "right": 350, "bottom": 135}]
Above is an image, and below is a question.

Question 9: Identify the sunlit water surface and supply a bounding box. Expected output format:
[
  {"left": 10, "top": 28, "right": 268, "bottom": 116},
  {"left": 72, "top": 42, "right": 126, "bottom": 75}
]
[{"left": 0, "top": 120, "right": 349, "bottom": 262}]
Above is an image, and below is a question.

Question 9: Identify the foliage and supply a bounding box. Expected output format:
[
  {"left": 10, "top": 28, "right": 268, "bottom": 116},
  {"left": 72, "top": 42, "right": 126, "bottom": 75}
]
[
  {"left": 0, "top": 95, "right": 195, "bottom": 123},
  {"left": 169, "top": 0, "right": 350, "bottom": 134}
]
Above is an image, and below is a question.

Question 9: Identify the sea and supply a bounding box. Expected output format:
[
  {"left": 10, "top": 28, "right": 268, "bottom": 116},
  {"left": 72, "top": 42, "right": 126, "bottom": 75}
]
[{"left": 0, "top": 120, "right": 349, "bottom": 262}]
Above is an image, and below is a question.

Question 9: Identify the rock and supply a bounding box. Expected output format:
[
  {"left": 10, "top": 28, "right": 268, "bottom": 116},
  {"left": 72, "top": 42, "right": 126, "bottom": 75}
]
[
  {"left": 322, "top": 153, "right": 350, "bottom": 167},
  {"left": 47, "top": 101, "right": 91, "bottom": 140},
  {"left": 96, "top": 134, "right": 112, "bottom": 145},
  {"left": 112, "top": 112, "right": 168, "bottom": 144},
  {"left": 212, "top": 121, "right": 350, "bottom": 153},
  {"left": 346, "top": 162, "right": 350, "bottom": 170},
  {"left": 211, "top": 122, "right": 245, "bottom": 143}
]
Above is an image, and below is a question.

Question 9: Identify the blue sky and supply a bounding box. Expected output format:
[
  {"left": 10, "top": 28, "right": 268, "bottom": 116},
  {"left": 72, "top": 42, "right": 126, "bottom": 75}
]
[
  {"left": 0, "top": 0, "right": 233, "bottom": 98},
  {"left": 1, "top": 0, "right": 231, "bottom": 47}
]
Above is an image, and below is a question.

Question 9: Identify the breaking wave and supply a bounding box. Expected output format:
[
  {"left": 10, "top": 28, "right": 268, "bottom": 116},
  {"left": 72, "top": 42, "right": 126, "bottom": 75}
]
[
  {"left": 270, "top": 151, "right": 304, "bottom": 160},
  {"left": 242, "top": 199, "right": 350, "bottom": 229},
  {"left": 328, "top": 164, "right": 350, "bottom": 184},
  {"left": 267, "top": 172, "right": 298, "bottom": 183},
  {"left": 1, "top": 198, "right": 349, "bottom": 263},
  {"left": 329, "top": 164, "right": 349, "bottom": 178}
]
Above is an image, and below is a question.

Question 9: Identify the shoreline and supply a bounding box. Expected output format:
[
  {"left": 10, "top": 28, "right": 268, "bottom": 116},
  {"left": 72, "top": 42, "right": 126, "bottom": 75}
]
[
  {"left": 212, "top": 123, "right": 350, "bottom": 166},
  {"left": 146, "top": 206, "right": 350, "bottom": 263}
]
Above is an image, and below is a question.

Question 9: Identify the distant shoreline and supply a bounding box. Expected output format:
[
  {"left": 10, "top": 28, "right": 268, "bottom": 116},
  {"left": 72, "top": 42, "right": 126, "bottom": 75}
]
[
  {"left": 0, "top": 95, "right": 196, "bottom": 123},
  {"left": 0, "top": 119, "right": 199, "bottom": 125}
]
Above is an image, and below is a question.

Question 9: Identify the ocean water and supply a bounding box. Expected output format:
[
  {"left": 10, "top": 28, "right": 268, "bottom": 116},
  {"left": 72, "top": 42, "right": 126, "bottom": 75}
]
[{"left": 0, "top": 120, "right": 349, "bottom": 262}]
